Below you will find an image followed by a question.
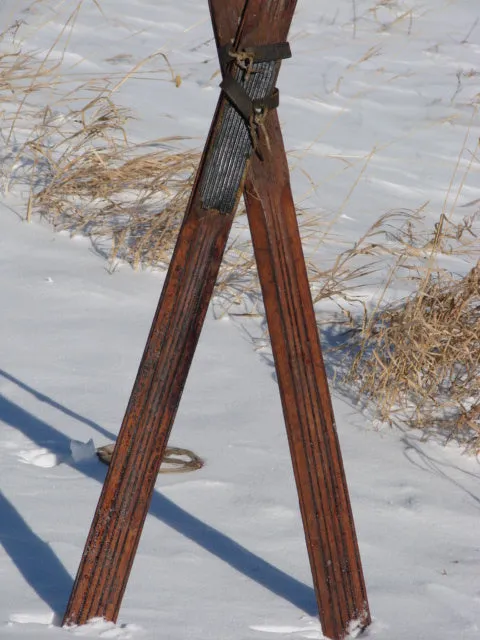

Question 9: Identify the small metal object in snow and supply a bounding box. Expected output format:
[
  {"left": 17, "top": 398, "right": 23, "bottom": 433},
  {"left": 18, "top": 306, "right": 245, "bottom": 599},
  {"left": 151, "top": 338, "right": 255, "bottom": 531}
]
[
  {"left": 96, "top": 443, "right": 204, "bottom": 473},
  {"left": 63, "top": 2, "right": 371, "bottom": 639}
]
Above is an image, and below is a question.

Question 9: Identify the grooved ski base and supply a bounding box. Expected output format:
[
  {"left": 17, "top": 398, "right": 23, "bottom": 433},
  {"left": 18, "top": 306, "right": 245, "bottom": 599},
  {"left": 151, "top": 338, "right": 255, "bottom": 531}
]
[{"left": 200, "top": 59, "right": 276, "bottom": 213}]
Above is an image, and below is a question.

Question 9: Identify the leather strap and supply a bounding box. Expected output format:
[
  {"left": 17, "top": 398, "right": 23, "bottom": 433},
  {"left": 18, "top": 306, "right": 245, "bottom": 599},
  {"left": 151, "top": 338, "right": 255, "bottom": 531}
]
[
  {"left": 218, "top": 41, "right": 291, "bottom": 74},
  {"left": 220, "top": 76, "right": 280, "bottom": 122}
]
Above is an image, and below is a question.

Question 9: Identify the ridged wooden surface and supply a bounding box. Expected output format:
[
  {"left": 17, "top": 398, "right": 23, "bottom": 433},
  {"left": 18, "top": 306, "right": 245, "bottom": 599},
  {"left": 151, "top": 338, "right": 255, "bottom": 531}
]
[
  {"left": 62, "top": 207, "right": 234, "bottom": 625},
  {"left": 62, "top": 0, "right": 300, "bottom": 628},
  {"left": 244, "top": 118, "right": 371, "bottom": 638}
]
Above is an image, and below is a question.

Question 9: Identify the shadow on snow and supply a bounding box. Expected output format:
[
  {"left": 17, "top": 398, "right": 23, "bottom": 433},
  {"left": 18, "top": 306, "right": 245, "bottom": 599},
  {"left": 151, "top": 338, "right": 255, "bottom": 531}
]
[{"left": 0, "top": 370, "right": 317, "bottom": 619}]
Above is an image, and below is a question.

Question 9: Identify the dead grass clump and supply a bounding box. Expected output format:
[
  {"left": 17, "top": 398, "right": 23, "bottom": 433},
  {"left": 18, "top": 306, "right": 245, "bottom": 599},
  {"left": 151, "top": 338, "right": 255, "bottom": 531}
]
[
  {"left": 345, "top": 213, "right": 480, "bottom": 451},
  {"left": 21, "top": 97, "right": 200, "bottom": 269},
  {"left": 1, "top": 1, "right": 192, "bottom": 269},
  {"left": 307, "top": 210, "right": 414, "bottom": 310}
]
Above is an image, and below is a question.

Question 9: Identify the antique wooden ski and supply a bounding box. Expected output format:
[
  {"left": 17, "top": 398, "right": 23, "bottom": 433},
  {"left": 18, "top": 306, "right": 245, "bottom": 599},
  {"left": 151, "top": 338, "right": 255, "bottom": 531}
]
[{"left": 63, "top": 1, "right": 370, "bottom": 637}]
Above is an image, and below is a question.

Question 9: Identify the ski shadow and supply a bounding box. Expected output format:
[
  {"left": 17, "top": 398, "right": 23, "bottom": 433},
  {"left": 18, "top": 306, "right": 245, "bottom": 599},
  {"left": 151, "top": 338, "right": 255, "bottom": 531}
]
[
  {"left": 0, "top": 368, "right": 116, "bottom": 443},
  {"left": 234, "top": 311, "right": 359, "bottom": 401},
  {"left": 0, "top": 377, "right": 317, "bottom": 619},
  {"left": 0, "top": 492, "right": 72, "bottom": 616},
  {"left": 400, "top": 429, "right": 480, "bottom": 510}
]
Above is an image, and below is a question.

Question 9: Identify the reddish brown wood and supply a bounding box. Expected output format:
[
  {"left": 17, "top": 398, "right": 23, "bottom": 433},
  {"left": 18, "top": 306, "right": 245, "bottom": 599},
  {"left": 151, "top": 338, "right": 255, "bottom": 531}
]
[
  {"left": 62, "top": 0, "right": 298, "bottom": 627},
  {"left": 63, "top": 1, "right": 370, "bottom": 636},
  {"left": 62, "top": 208, "right": 234, "bottom": 626},
  {"left": 243, "top": 117, "right": 371, "bottom": 638}
]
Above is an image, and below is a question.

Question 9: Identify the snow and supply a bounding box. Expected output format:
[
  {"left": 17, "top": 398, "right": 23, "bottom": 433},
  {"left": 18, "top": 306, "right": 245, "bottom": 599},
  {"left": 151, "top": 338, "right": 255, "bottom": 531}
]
[{"left": 1, "top": 1, "right": 480, "bottom": 639}]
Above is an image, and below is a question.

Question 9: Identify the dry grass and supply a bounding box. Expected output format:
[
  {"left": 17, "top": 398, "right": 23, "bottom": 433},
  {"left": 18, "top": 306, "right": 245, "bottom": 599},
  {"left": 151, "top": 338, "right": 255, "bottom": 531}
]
[
  {"left": 24, "top": 97, "right": 200, "bottom": 269},
  {"left": 307, "top": 210, "right": 408, "bottom": 309},
  {"left": 0, "top": 1, "right": 198, "bottom": 271},
  {"left": 342, "top": 213, "right": 480, "bottom": 451},
  {"left": 18, "top": 97, "right": 262, "bottom": 286}
]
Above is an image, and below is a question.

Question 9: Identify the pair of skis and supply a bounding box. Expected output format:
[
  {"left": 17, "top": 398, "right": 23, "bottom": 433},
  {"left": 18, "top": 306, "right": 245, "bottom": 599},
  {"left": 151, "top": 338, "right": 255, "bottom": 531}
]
[{"left": 62, "top": 2, "right": 371, "bottom": 638}]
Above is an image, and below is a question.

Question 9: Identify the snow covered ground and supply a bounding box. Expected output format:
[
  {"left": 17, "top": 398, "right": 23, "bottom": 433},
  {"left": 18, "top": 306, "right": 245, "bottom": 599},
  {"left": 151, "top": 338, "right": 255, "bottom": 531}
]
[{"left": 1, "top": 1, "right": 480, "bottom": 638}]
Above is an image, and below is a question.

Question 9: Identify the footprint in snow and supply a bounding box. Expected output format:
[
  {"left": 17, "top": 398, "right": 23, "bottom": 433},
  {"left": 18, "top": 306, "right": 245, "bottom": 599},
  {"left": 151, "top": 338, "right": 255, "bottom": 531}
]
[
  {"left": 8, "top": 612, "right": 58, "bottom": 626},
  {"left": 17, "top": 447, "right": 60, "bottom": 468}
]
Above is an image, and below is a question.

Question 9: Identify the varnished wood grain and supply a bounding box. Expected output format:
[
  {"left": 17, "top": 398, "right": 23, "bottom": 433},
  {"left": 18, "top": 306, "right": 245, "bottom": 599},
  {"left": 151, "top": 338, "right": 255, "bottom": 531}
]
[{"left": 244, "top": 116, "right": 371, "bottom": 638}]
